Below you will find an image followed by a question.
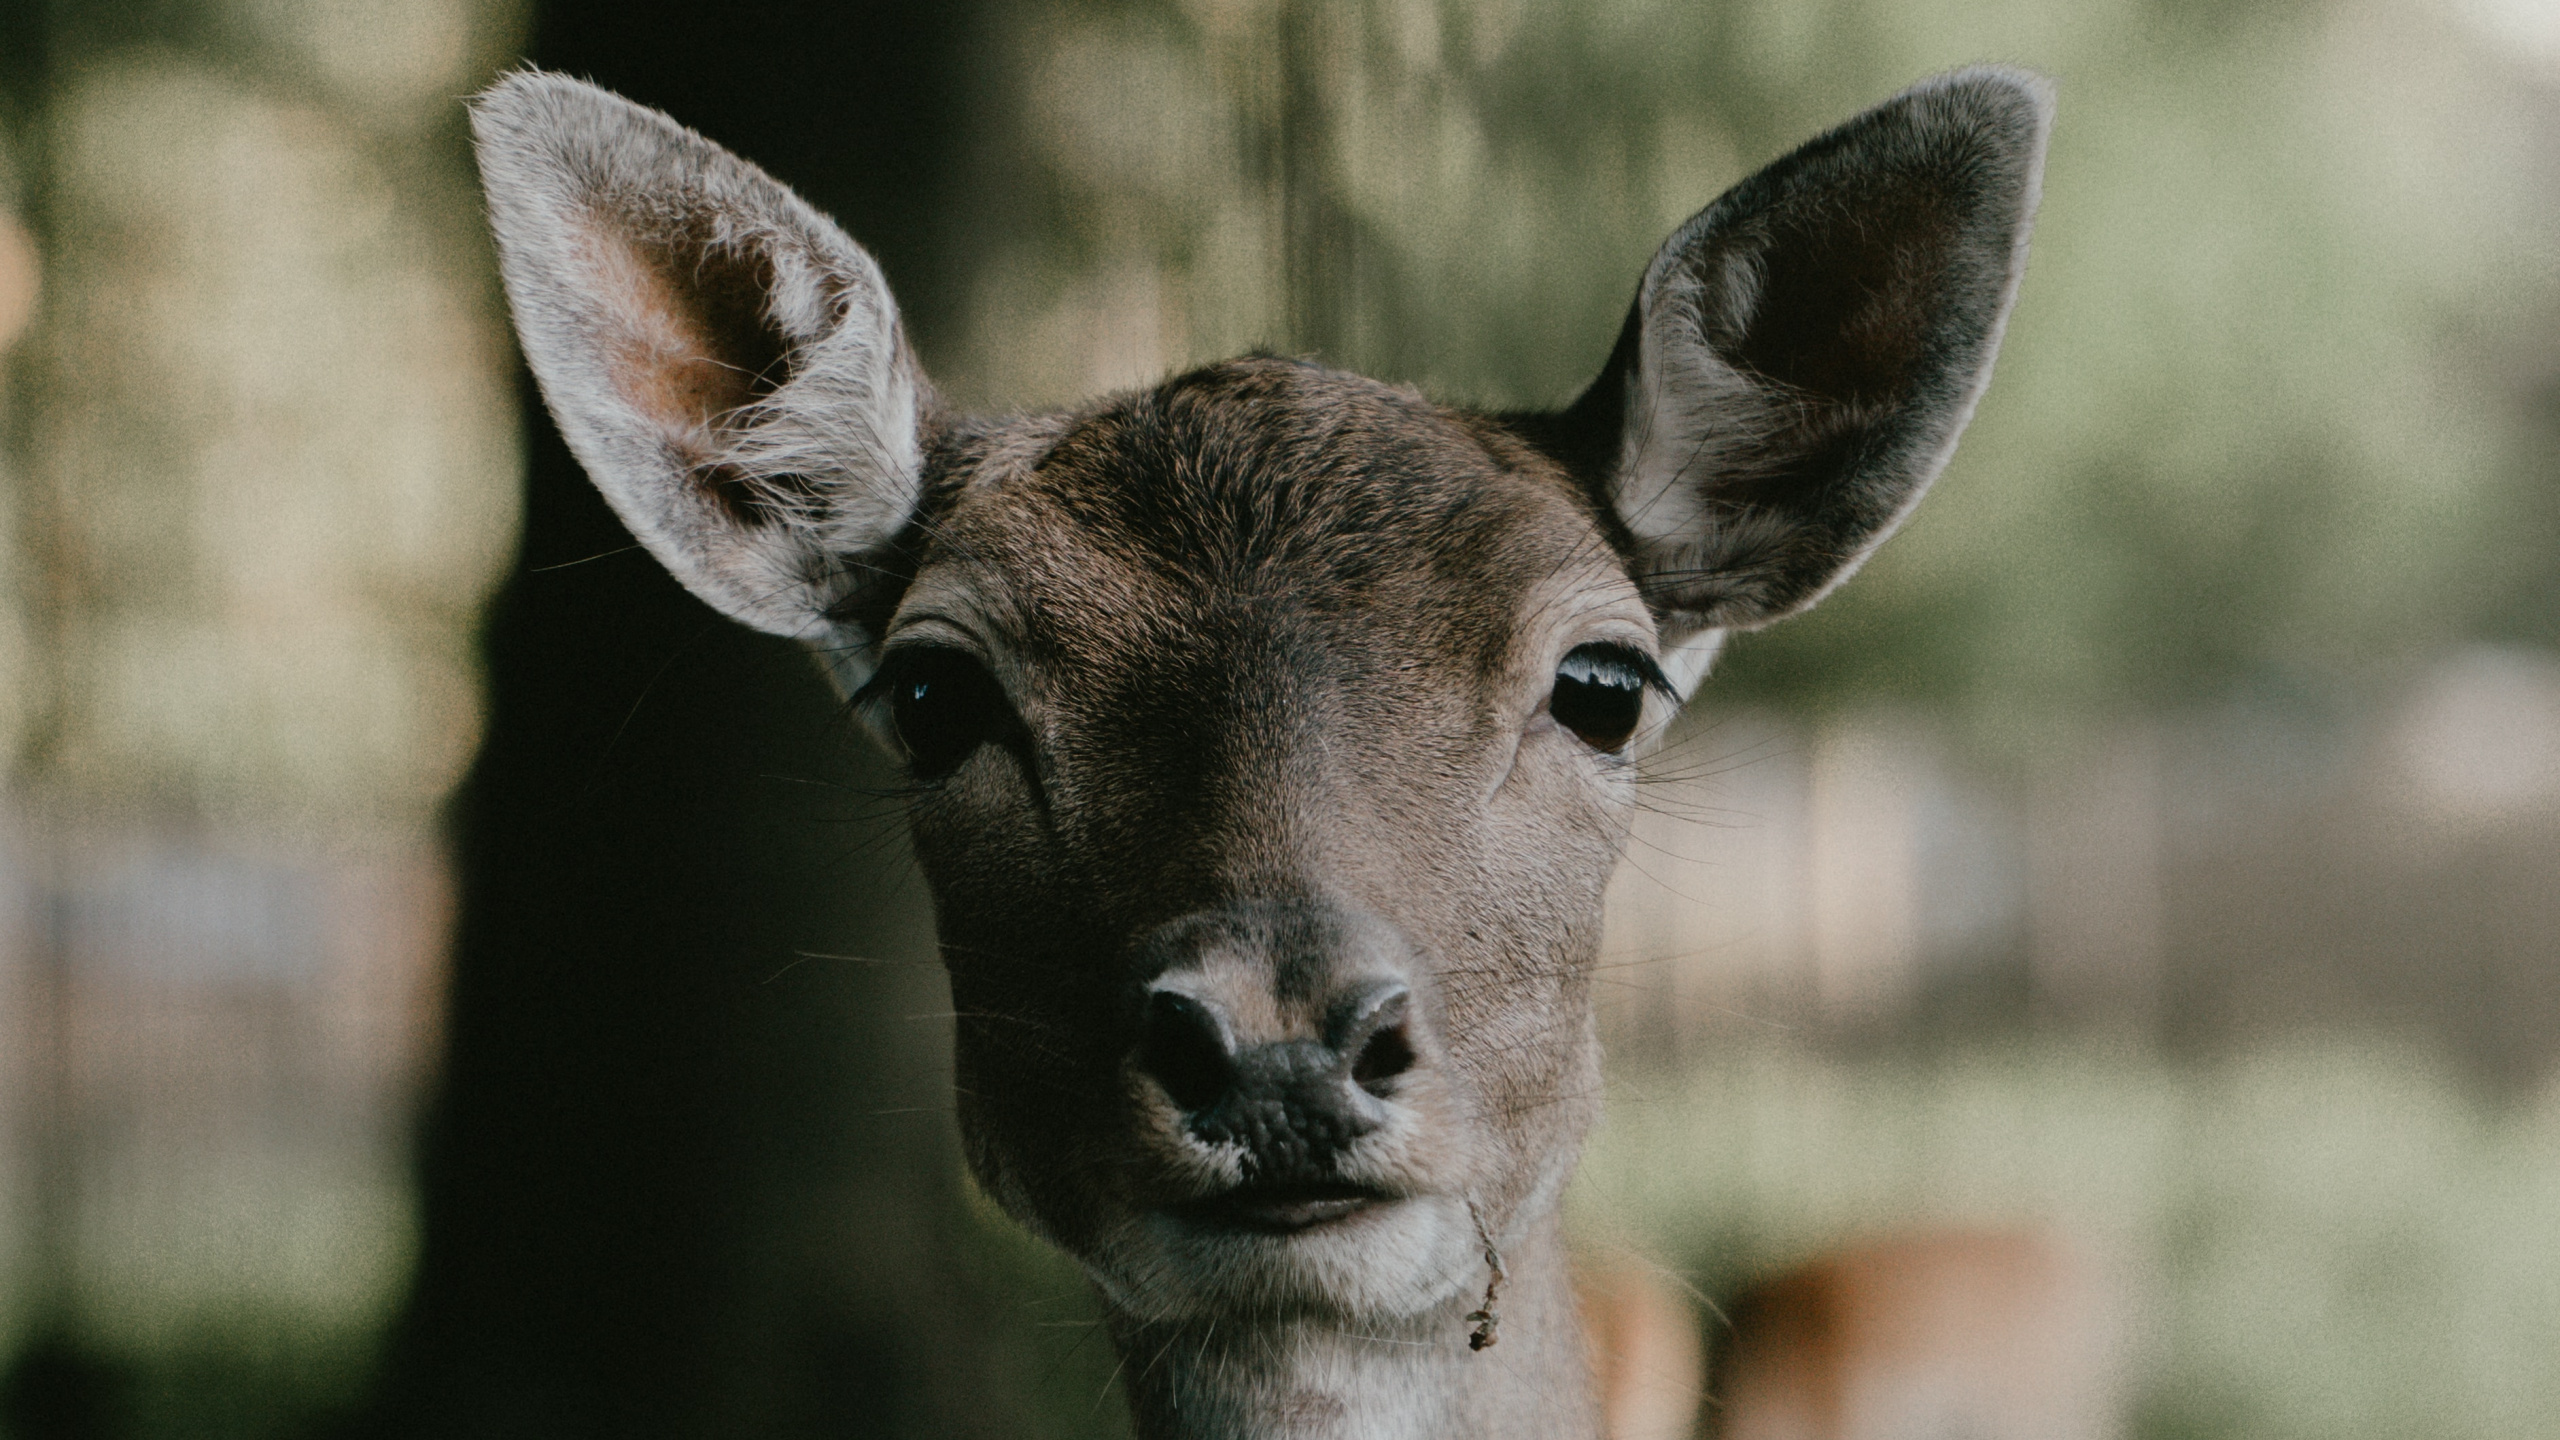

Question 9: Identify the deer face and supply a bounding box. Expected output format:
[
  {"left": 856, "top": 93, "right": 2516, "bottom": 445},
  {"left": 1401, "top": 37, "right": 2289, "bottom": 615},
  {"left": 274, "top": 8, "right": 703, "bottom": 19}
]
[
  {"left": 888, "top": 366, "right": 1653, "bottom": 1320},
  {"left": 471, "top": 69, "right": 2046, "bottom": 1328}
]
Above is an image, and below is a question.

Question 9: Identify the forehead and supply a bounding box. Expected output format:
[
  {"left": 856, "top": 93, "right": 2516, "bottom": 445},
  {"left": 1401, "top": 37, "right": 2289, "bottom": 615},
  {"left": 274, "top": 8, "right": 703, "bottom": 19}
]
[{"left": 911, "top": 358, "right": 1627, "bottom": 666}]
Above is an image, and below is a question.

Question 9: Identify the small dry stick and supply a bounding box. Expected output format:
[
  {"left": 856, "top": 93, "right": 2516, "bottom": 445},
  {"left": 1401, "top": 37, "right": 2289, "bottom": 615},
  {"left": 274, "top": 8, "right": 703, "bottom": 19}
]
[{"left": 1465, "top": 1200, "right": 1507, "bottom": 1352}]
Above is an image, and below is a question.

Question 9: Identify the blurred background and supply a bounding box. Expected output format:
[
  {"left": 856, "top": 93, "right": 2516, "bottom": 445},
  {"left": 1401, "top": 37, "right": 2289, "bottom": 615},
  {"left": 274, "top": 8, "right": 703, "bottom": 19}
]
[{"left": 0, "top": 0, "right": 2555, "bottom": 1436}]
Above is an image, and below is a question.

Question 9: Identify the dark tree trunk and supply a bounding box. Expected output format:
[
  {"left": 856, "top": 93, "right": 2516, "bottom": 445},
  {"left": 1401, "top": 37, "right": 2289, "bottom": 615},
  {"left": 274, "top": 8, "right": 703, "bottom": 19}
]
[{"left": 361, "top": 6, "right": 1032, "bottom": 1435}]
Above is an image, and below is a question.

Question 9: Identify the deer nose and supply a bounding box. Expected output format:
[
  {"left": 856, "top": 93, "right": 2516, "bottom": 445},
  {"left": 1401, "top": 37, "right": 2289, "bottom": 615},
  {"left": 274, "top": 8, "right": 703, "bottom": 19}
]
[{"left": 1137, "top": 979, "right": 1419, "bottom": 1173}]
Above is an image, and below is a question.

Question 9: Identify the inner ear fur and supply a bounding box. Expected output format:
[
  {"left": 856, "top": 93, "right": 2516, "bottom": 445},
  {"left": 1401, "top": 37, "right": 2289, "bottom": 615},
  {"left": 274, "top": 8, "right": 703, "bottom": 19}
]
[
  {"left": 588, "top": 218, "right": 790, "bottom": 486},
  {"left": 471, "top": 69, "right": 928, "bottom": 665},
  {"left": 1545, "top": 67, "right": 2052, "bottom": 649}
]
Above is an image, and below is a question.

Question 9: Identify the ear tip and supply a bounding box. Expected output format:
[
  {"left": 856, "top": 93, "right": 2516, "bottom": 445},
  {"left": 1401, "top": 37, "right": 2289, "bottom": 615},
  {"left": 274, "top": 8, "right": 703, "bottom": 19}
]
[
  {"left": 1906, "top": 66, "right": 2058, "bottom": 153},
  {"left": 470, "top": 67, "right": 641, "bottom": 113},
  {"left": 467, "top": 68, "right": 685, "bottom": 170},
  {"left": 469, "top": 68, "right": 599, "bottom": 135},
  {"left": 467, "top": 71, "right": 774, "bottom": 254}
]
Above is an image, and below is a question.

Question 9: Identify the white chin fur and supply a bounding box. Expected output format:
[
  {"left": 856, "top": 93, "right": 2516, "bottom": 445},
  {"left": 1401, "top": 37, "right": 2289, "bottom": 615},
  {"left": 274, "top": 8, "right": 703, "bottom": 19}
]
[{"left": 1082, "top": 1194, "right": 1476, "bottom": 1324}]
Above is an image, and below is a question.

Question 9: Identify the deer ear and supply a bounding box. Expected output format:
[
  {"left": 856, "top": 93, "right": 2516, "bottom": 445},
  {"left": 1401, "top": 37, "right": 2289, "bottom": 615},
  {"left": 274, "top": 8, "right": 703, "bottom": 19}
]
[
  {"left": 470, "top": 70, "right": 926, "bottom": 688},
  {"left": 1559, "top": 68, "right": 2051, "bottom": 695}
]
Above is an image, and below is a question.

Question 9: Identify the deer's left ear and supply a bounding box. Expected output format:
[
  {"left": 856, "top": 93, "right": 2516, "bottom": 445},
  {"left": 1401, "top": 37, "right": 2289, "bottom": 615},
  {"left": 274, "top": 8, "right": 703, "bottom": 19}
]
[{"left": 1556, "top": 68, "right": 2051, "bottom": 695}]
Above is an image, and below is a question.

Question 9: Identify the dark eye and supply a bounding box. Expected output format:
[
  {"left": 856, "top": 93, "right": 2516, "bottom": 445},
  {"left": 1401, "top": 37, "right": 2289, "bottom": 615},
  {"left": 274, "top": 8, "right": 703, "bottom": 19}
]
[
  {"left": 1549, "top": 643, "right": 1654, "bottom": 753},
  {"left": 875, "top": 647, "right": 1010, "bottom": 778}
]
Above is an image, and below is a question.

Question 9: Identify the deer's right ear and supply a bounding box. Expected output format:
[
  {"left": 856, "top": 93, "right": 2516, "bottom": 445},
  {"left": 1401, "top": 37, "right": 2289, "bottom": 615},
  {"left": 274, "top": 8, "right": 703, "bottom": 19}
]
[
  {"left": 471, "top": 71, "right": 926, "bottom": 688},
  {"left": 1553, "top": 68, "right": 2051, "bottom": 697}
]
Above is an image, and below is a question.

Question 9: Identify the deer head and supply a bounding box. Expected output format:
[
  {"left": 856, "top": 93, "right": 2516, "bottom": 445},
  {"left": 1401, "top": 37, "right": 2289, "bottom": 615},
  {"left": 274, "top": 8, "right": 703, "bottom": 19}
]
[{"left": 471, "top": 67, "right": 2048, "bottom": 1440}]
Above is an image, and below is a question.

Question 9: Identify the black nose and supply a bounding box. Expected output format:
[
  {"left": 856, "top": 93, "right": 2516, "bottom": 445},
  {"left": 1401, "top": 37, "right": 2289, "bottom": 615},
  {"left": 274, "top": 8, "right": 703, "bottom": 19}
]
[{"left": 1136, "top": 980, "right": 1418, "bottom": 1177}]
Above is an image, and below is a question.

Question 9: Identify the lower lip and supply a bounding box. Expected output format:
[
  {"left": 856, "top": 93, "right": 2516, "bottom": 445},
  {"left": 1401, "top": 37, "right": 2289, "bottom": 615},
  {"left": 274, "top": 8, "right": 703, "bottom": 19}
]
[{"left": 1186, "top": 1192, "right": 1391, "bottom": 1235}]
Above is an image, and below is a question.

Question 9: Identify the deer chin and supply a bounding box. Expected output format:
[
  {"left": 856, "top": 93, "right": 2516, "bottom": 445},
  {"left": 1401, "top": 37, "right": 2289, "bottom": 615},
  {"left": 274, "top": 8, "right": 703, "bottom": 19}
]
[{"left": 1081, "top": 1189, "right": 1480, "bottom": 1325}]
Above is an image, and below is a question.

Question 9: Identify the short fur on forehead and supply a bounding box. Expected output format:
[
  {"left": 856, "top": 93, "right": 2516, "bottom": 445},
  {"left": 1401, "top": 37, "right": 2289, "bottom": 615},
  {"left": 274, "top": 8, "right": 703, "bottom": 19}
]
[
  {"left": 1003, "top": 359, "right": 1607, "bottom": 590},
  {"left": 900, "top": 360, "right": 1632, "bottom": 757}
]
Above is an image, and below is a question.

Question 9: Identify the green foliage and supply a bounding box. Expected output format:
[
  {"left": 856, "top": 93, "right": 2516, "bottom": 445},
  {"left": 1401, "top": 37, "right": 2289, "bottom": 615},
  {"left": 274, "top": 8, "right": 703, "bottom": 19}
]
[{"left": 0, "top": 1310, "right": 379, "bottom": 1440}]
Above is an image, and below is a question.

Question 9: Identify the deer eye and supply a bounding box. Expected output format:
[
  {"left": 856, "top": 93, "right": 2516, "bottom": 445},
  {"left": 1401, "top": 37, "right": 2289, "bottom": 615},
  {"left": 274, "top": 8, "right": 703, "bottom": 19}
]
[
  {"left": 875, "top": 646, "right": 1010, "bottom": 779},
  {"left": 1549, "top": 643, "right": 1654, "bottom": 753}
]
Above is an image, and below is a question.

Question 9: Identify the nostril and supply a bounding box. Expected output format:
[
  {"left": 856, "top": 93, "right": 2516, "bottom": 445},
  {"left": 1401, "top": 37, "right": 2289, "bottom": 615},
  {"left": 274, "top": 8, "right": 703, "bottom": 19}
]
[
  {"left": 1342, "top": 986, "right": 1416, "bottom": 1098},
  {"left": 1139, "top": 990, "right": 1235, "bottom": 1113},
  {"left": 1351, "top": 1023, "right": 1415, "bottom": 1096}
]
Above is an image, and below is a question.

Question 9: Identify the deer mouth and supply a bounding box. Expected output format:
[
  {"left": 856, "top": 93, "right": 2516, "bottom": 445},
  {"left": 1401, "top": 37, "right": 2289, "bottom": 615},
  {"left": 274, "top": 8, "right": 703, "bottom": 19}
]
[{"left": 1178, "top": 1180, "right": 1395, "bottom": 1235}]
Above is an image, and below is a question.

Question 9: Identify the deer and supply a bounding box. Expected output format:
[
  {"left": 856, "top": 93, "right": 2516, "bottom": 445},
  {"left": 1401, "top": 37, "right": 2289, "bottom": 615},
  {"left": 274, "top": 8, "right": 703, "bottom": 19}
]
[
  {"left": 468, "top": 64, "right": 2051, "bottom": 1440},
  {"left": 1711, "top": 1229, "right": 2123, "bottom": 1440}
]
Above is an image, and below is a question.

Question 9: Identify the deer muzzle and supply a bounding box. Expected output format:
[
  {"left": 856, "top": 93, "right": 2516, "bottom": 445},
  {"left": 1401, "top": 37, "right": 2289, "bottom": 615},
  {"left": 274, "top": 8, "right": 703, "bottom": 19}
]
[{"left": 1128, "top": 902, "right": 1434, "bottom": 1232}]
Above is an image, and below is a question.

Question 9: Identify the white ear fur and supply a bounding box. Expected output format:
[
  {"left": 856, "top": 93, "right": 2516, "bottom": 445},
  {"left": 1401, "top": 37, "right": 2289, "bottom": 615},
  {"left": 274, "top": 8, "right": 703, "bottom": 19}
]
[
  {"left": 1596, "top": 67, "right": 2052, "bottom": 692},
  {"left": 470, "top": 70, "right": 926, "bottom": 689}
]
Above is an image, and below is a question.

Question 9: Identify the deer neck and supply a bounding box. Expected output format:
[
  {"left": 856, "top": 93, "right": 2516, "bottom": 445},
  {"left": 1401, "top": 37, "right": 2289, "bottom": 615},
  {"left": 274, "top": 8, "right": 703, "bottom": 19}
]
[{"left": 1107, "top": 1208, "right": 1595, "bottom": 1440}]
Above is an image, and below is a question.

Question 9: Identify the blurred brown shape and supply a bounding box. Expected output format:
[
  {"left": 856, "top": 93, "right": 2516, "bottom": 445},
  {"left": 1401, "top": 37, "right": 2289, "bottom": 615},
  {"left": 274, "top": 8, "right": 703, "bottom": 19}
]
[
  {"left": 1581, "top": 1260, "right": 1709, "bottom": 1440},
  {"left": 1713, "top": 1229, "right": 2122, "bottom": 1440},
  {"left": 0, "top": 209, "right": 32, "bottom": 354}
]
